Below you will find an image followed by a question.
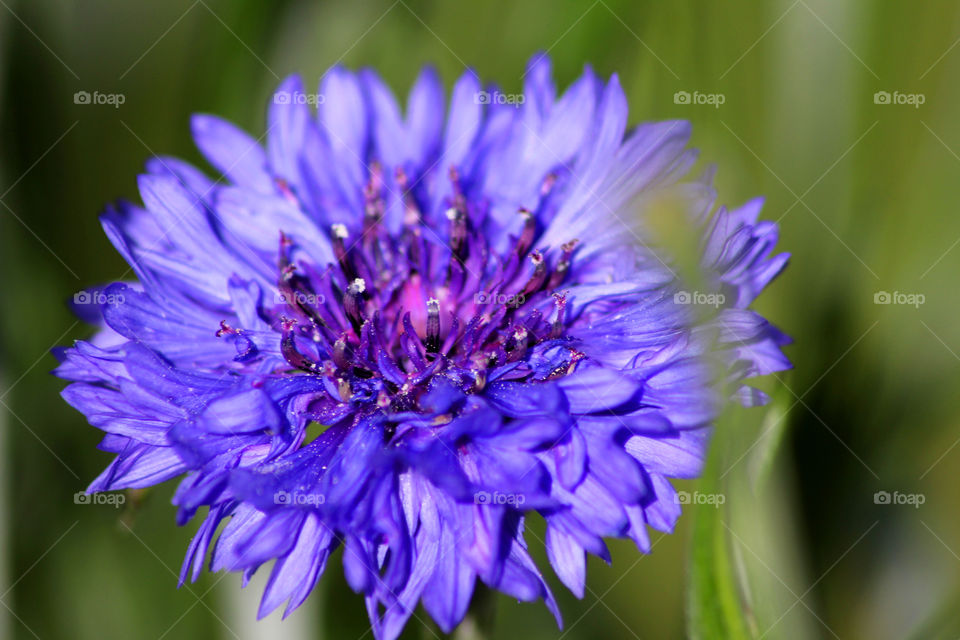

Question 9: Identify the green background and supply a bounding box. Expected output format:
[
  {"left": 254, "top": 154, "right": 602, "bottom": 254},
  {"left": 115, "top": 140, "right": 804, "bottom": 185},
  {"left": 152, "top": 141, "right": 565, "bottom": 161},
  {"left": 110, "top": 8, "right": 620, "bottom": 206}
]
[{"left": 1, "top": 1, "right": 958, "bottom": 638}]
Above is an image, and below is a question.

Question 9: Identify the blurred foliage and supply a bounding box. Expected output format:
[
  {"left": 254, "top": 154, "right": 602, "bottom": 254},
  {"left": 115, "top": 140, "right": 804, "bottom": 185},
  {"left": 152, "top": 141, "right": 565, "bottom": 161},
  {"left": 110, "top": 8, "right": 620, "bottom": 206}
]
[{"left": 2, "top": 0, "right": 960, "bottom": 638}]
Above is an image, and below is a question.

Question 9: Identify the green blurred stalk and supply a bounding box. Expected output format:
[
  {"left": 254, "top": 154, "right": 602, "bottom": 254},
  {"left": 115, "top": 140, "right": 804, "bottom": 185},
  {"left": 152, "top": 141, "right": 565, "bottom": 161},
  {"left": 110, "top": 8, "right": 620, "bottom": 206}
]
[{"left": 451, "top": 584, "right": 496, "bottom": 640}]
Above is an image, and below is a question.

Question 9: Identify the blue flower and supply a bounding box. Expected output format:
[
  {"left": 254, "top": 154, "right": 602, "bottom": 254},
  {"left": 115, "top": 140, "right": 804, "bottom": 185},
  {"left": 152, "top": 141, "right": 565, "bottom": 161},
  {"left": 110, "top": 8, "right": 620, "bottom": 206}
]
[{"left": 55, "top": 55, "right": 790, "bottom": 639}]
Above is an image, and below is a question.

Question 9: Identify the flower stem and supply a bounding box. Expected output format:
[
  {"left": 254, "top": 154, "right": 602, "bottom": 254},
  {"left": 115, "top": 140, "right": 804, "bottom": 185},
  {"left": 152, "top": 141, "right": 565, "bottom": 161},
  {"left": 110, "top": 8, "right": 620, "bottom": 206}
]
[{"left": 451, "top": 583, "right": 496, "bottom": 640}]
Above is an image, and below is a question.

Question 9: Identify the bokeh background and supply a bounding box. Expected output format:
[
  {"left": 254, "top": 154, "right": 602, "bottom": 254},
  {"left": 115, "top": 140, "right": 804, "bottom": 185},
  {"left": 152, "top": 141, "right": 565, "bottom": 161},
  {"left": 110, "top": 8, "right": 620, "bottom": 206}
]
[{"left": 1, "top": 0, "right": 958, "bottom": 638}]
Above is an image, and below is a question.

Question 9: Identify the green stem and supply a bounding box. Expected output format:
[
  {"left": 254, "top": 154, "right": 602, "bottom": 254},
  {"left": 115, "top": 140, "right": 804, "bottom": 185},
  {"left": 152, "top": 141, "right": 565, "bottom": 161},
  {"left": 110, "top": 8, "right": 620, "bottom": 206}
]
[{"left": 451, "top": 583, "right": 496, "bottom": 640}]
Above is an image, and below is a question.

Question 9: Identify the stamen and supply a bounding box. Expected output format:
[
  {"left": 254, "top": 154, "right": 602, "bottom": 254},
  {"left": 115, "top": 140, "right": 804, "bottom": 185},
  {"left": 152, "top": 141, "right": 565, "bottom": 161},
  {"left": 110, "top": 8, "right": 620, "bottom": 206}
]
[
  {"left": 331, "top": 224, "right": 355, "bottom": 281},
  {"left": 517, "top": 251, "right": 547, "bottom": 302},
  {"left": 546, "top": 348, "right": 584, "bottom": 380},
  {"left": 344, "top": 278, "right": 367, "bottom": 333},
  {"left": 394, "top": 166, "right": 408, "bottom": 191},
  {"left": 275, "top": 178, "right": 300, "bottom": 207},
  {"left": 216, "top": 320, "right": 235, "bottom": 338},
  {"left": 448, "top": 166, "right": 464, "bottom": 201},
  {"left": 396, "top": 167, "right": 421, "bottom": 226},
  {"left": 333, "top": 334, "right": 351, "bottom": 370},
  {"left": 516, "top": 208, "right": 536, "bottom": 256},
  {"left": 548, "top": 239, "right": 578, "bottom": 289},
  {"left": 509, "top": 325, "right": 529, "bottom": 361},
  {"left": 551, "top": 292, "right": 567, "bottom": 338},
  {"left": 278, "top": 231, "right": 293, "bottom": 270},
  {"left": 278, "top": 264, "right": 328, "bottom": 329},
  {"left": 280, "top": 317, "right": 321, "bottom": 373},
  {"left": 446, "top": 207, "right": 468, "bottom": 257},
  {"left": 425, "top": 298, "right": 441, "bottom": 354},
  {"left": 540, "top": 172, "right": 557, "bottom": 196},
  {"left": 363, "top": 163, "right": 384, "bottom": 224}
]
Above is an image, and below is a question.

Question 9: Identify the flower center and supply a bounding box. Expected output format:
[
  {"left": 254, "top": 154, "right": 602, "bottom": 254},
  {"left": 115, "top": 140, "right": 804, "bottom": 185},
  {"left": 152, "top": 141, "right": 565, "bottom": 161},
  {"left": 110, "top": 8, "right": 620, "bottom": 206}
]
[{"left": 254, "top": 165, "right": 581, "bottom": 414}]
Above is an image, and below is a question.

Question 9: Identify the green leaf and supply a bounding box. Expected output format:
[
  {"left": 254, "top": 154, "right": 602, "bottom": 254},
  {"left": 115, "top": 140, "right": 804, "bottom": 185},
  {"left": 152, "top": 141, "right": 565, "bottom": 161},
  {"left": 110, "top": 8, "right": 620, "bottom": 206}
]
[
  {"left": 688, "top": 391, "right": 820, "bottom": 640},
  {"left": 746, "top": 386, "right": 794, "bottom": 490},
  {"left": 686, "top": 450, "right": 753, "bottom": 640}
]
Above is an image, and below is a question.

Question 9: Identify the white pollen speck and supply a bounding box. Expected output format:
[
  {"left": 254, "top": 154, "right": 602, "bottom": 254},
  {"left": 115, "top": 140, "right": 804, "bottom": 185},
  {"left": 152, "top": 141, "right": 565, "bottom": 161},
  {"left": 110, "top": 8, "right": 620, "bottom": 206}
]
[
  {"left": 351, "top": 278, "right": 366, "bottom": 292},
  {"left": 332, "top": 223, "right": 348, "bottom": 238},
  {"left": 444, "top": 207, "right": 458, "bottom": 220}
]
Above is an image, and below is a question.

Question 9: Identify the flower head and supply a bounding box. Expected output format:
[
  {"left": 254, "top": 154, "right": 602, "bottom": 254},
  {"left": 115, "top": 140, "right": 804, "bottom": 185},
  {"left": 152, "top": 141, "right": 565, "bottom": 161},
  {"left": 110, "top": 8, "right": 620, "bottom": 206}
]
[{"left": 56, "top": 55, "right": 790, "bottom": 639}]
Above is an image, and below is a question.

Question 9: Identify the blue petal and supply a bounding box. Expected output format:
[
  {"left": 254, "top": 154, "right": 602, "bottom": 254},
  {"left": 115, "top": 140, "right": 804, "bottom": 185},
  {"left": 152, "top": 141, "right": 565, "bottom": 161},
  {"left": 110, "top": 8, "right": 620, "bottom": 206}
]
[
  {"left": 191, "top": 114, "right": 273, "bottom": 192},
  {"left": 545, "top": 526, "right": 585, "bottom": 598}
]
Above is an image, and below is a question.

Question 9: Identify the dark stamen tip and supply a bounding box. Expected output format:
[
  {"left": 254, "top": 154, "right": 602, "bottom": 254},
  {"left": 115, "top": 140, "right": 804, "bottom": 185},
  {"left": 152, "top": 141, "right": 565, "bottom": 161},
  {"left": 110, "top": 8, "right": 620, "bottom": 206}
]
[
  {"left": 517, "top": 208, "right": 536, "bottom": 256},
  {"left": 344, "top": 278, "right": 367, "bottom": 333},
  {"left": 425, "top": 298, "right": 441, "bottom": 353}
]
